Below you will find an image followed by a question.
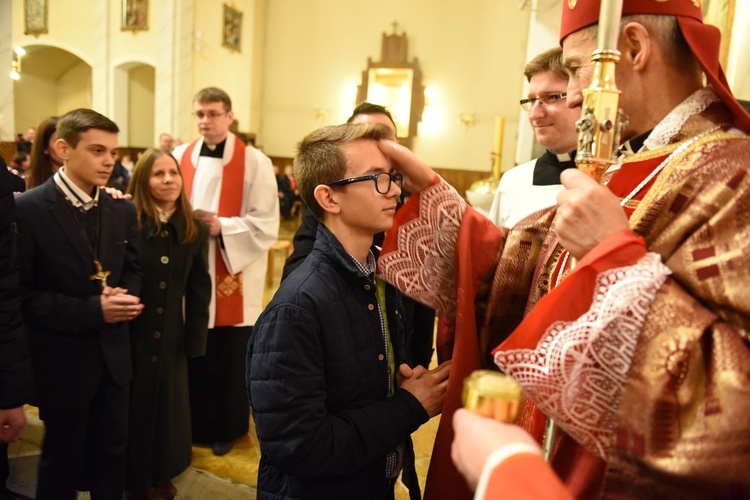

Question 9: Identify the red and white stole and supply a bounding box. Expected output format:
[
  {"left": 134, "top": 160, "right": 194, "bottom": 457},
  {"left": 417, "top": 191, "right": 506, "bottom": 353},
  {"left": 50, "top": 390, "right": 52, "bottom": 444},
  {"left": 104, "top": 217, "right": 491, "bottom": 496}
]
[{"left": 180, "top": 137, "right": 246, "bottom": 326}]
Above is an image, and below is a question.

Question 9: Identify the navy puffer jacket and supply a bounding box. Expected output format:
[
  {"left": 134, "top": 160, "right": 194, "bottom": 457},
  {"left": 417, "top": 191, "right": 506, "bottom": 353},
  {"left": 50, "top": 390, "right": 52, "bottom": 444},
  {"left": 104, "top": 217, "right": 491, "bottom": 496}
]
[{"left": 247, "top": 225, "right": 428, "bottom": 499}]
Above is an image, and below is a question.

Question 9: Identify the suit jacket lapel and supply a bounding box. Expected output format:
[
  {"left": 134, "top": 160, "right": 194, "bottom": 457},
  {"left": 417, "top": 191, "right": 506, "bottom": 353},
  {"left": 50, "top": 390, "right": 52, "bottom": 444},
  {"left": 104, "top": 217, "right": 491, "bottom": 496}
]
[
  {"left": 98, "top": 193, "right": 116, "bottom": 276},
  {"left": 45, "top": 179, "right": 93, "bottom": 271}
]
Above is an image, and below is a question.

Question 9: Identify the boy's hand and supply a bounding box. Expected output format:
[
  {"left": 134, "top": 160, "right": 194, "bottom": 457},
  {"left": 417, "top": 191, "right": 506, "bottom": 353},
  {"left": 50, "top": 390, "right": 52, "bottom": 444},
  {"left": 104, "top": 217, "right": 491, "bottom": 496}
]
[
  {"left": 377, "top": 140, "right": 439, "bottom": 194},
  {"left": 400, "top": 360, "right": 451, "bottom": 418},
  {"left": 101, "top": 286, "right": 143, "bottom": 323},
  {"left": 0, "top": 407, "right": 27, "bottom": 443}
]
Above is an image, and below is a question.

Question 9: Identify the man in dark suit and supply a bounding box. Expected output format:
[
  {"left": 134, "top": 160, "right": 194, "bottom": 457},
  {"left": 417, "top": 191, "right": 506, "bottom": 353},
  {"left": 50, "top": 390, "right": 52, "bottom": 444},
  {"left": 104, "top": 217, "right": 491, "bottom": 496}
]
[
  {"left": 15, "top": 108, "right": 143, "bottom": 500},
  {"left": 0, "top": 163, "right": 33, "bottom": 500}
]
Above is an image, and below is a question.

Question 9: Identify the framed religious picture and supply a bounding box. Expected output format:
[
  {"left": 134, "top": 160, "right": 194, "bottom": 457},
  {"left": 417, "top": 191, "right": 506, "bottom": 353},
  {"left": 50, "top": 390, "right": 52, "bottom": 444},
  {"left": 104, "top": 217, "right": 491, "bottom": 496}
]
[
  {"left": 122, "top": 0, "right": 149, "bottom": 32},
  {"left": 222, "top": 4, "right": 242, "bottom": 52},
  {"left": 24, "top": 0, "right": 48, "bottom": 36}
]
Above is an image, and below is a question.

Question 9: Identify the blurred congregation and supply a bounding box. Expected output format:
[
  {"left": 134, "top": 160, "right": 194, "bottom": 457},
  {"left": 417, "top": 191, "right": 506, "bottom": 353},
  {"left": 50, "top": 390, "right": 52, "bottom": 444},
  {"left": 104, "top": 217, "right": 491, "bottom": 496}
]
[{"left": 2, "top": 1, "right": 750, "bottom": 500}]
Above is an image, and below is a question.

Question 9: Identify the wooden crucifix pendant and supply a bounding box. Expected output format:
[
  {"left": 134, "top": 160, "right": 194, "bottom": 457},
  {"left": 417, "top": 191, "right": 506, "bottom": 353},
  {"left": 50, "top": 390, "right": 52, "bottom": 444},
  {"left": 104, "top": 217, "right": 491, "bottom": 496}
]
[{"left": 89, "top": 259, "right": 111, "bottom": 291}]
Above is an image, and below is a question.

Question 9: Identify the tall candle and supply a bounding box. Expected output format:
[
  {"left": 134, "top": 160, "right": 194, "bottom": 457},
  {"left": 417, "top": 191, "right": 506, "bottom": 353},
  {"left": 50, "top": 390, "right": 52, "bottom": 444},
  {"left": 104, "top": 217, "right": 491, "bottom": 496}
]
[{"left": 492, "top": 116, "right": 504, "bottom": 179}]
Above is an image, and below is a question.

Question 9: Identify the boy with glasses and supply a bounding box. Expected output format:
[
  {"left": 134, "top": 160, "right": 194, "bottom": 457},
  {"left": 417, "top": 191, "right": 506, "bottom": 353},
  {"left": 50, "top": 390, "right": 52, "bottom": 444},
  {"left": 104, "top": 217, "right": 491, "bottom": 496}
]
[{"left": 247, "top": 122, "right": 450, "bottom": 500}]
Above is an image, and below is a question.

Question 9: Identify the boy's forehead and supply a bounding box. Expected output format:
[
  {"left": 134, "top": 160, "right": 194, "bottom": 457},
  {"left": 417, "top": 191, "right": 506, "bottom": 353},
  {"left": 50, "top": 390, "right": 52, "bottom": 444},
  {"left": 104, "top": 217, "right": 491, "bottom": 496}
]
[{"left": 342, "top": 139, "right": 390, "bottom": 173}]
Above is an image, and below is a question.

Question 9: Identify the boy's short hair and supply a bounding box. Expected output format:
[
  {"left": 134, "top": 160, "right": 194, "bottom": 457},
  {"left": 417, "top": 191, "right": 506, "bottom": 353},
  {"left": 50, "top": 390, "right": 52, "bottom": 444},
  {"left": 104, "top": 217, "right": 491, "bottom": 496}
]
[
  {"left": 194, "top": 87, "right": 232, "bottom": 112},
  {"left": 295, "top": 122, "right": 394, "bottom": 219},
  {"left": 57, "top": 109, "right": 119, "bottom": 149}
]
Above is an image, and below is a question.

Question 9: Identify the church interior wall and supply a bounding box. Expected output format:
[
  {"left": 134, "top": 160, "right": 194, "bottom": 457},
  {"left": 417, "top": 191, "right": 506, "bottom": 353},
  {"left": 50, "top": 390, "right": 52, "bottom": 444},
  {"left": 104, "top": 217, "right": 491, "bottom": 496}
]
[
  {"left": 261, "top": 0, "right": 531, "bottom": 174},
  {"left": 2, "top": 0, "right": 747, "bottom": 182}
]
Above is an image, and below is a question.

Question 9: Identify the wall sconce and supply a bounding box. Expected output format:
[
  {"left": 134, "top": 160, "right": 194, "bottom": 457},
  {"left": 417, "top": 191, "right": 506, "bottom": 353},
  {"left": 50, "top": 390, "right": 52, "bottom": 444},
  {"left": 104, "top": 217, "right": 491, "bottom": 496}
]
[
  {"left": 193, "top": 31, "right": 204, "bottom": 52},
  {"left": 458, "top": 113, "right": 475, "bottom": 128},
  {"left": 314, "top": 107, "right": 328, "bottom": 121},
  {"left": 10, "top": 46, "right": 25, "bottom": 81}
]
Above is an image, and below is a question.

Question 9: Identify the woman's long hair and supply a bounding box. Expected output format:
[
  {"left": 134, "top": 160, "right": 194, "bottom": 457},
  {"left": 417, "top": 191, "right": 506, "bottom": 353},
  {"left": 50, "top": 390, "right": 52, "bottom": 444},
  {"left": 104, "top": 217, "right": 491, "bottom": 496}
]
[
  {"left": 26, "top": 116, "right": 60, "bottom": 189},
  {"left": 127, "top": 148, "right": 200, "bottom": 244}
]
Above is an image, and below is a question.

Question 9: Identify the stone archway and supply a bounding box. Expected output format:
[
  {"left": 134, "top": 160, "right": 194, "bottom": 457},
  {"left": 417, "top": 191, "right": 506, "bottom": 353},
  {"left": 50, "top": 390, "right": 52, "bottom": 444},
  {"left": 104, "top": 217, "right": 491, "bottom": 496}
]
[{"left": 12, "top": 45, "right": 92, "bottom": 134}]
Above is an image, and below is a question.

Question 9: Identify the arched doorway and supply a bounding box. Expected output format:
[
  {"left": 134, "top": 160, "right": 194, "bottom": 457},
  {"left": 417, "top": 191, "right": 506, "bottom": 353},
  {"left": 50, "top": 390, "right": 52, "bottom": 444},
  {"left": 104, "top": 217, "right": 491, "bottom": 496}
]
[
  {"left": 13, "top": 45, "right": 92, "bottom": 134},
  {"left": 112, "top": 61, "right": 155, "bottom": 148}
]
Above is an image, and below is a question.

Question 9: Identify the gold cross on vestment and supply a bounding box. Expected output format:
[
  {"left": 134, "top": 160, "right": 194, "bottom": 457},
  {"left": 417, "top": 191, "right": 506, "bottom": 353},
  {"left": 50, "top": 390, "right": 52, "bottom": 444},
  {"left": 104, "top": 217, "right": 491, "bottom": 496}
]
[{"left": 90, "top": 259, "right": 110, "bottom": 291}]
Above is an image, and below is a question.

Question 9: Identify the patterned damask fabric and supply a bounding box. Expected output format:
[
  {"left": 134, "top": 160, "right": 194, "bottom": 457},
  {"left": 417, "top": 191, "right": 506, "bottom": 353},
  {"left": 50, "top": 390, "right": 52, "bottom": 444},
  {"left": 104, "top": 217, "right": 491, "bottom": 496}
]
[
  {"left": 644, "top": 87, "right": 721, "bottom": 151},
  {"left": 494, "top": 253, "right": 671, "bottom": 459},
  {"left": 378, "top": 180, "right": 467, "bottom": 317}
]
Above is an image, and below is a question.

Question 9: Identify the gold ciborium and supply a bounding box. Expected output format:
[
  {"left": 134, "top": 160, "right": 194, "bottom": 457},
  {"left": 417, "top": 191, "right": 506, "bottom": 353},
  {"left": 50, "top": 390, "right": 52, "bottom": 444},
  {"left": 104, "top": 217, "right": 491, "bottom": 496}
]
[{"left": 462, "top": 370, "right": 523, "bottom": 423}]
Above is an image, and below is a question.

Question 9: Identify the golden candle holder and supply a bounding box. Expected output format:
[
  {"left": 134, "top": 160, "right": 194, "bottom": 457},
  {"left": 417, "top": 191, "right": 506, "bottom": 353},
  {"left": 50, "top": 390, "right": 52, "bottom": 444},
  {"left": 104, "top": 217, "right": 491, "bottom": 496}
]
[{"left": 462, "top": 370, "right": 523, "bottom": 423}]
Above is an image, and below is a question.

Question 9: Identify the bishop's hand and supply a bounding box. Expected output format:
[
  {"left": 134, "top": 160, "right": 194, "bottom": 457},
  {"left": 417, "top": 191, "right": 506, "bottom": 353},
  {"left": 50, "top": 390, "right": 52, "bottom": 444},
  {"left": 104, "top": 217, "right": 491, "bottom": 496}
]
[{"left": 555, "top": 169, "right": 629, "bottom": 260}]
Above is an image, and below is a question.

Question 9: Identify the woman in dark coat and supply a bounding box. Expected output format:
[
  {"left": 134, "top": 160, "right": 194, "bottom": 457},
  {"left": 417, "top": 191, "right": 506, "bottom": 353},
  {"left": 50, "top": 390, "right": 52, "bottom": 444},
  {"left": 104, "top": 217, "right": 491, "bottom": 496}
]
[{"left": 125, "top": 148, "right": 211, "bottom": 499}]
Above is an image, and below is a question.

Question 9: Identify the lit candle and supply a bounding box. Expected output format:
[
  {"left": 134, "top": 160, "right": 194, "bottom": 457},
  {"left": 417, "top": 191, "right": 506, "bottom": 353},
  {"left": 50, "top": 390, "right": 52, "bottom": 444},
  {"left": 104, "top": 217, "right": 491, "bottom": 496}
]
[{"left": 492, "top": 116, "right": 504, "bottom": 179}]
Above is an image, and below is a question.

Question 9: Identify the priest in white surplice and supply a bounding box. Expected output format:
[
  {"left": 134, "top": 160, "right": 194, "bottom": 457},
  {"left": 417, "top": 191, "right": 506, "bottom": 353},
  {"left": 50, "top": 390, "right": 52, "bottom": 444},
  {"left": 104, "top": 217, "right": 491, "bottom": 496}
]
[{"left": 173, "top": 87, "right": 279, "bottom": 456}]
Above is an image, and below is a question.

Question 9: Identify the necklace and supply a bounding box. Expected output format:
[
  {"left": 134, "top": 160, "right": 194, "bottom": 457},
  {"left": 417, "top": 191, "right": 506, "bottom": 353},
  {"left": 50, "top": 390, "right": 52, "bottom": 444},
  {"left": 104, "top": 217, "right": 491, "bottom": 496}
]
[
  {"left": 57, "top": 182, "right": 110, "bottom": 291},
  {"left": 555, "top": 124, "right": 725, "bottom": 289}
]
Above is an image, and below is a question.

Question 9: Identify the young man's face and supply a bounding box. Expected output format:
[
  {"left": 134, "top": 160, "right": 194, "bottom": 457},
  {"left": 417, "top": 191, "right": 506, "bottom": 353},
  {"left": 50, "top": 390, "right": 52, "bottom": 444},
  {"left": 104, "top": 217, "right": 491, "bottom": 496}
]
[
  {"left": 334, "top": 139, "right": 401, "bottom": 235},
  {"left": 526, "top": 70, "right": 579, "bottom": 155},
  {"left": 193, "top": 100, "right": 234, "bottom": 145},
  {"left": 56, "top": 129, "right": 118, "bottom": 193}
]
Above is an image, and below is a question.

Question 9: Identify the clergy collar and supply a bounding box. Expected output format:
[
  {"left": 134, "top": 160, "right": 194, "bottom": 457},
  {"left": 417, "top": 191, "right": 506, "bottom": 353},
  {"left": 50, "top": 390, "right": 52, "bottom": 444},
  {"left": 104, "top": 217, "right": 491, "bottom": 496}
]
[
  {"left": 552, "top": 150, "right": 574, "bottom": 163},
  {"left": 200, "top": 138, "right": 227, "bottom": 158},
  {"left": 54, "top": 167, "right": 100, "bottom": 211}
]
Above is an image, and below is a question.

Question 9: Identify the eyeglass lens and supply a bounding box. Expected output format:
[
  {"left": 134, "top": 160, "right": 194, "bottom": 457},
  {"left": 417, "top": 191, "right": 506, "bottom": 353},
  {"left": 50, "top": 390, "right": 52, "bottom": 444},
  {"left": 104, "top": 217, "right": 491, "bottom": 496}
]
[
  {"left": 376, "top": 172, "right": 402, "bottom": 194},
  {"left": 193, "top": 112, "right": 225, "bottom": 120},
  {"left": 520, "top": 94, "right": 566, "bottom": 111}
]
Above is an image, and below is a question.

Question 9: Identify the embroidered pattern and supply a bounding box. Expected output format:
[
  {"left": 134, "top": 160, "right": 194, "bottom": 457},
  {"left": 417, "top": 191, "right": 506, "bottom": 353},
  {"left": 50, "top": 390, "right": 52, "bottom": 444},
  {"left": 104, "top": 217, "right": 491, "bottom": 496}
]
[
  {"left": 494, "top": 253, "right": 671, "bottom": 458},
  {"left": 217, "top": 272, "right": 243, "bottom": 298},
  {"left": 378, "top": 180, "right": 466, "bottom": 316}
]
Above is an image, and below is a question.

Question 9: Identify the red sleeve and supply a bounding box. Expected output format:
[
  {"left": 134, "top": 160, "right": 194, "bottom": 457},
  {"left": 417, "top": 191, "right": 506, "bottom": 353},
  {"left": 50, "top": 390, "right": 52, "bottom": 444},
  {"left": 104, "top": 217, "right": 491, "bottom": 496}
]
[{"left": 483, "top": 454, "right": 572, "bottom": 500}]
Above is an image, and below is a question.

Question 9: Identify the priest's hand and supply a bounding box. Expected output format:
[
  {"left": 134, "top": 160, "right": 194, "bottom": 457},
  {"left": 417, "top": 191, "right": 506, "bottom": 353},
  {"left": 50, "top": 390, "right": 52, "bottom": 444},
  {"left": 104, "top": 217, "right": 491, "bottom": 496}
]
[
  {"left": 451, "top": 409, "right": 541, "bottom": 491},
  {"left": 400, "top": 360, "right": 451, "bottom": 418},
  {"left": 555, "top": 169, "right": 629, "bottom": 260},
  {"left": 0, "top": 407, "right": 27, "bottom": 443},
  {"left": 200, "top": 215, "right": 222, "bottom": 236},
  {"left": 101, "top": 286, "right": 144, "bottom": 323},
  {"left": 377, "top": 140, "right": 439, "bottom": 194}
]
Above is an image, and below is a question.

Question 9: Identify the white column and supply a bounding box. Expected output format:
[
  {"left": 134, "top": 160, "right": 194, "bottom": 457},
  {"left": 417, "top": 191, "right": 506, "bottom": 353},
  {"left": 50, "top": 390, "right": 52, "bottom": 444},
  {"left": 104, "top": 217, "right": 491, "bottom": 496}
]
[
  {"left": 0, "top": 0, "right": 14, "bottom": 140},
  {"left": 91, "top": 0, "right": 110, "bottom": 115},
  {"left": 726, "top": 0, "right": 750, "bottom": 101},
  {"left": 515, "top": 0, "right": 561, "bottom": 168}
]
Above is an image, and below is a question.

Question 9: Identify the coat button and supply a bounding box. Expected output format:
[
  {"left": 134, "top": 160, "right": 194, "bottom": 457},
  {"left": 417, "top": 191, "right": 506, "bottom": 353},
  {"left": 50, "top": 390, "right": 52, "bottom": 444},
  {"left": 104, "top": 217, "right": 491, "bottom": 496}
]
[
  {"left": 364, "top": 284, "right": 371, "bottom": 291},
  {"left": 159, "top": 281, "right": 167, "bottom": 289},
  {"left": 157, "top": 306, "right": 165, "bottom": 314},
  {"left": 153, "top": 331, "right": 161, "bottom": 339},
  {"left": 368, "top": 304, "right": 374, "bottom": 311},
  {"left": 161, "top": 230, "right": 169, "bottom": 238},
  {"left": 150, "top": 355, "right": 158, "bottom": 363},
  {"left": 378, "top": 354, "right": 384, "bottom": 361},
  {"left": 160, "top": 256, "right": 169, "bottom": 264}
]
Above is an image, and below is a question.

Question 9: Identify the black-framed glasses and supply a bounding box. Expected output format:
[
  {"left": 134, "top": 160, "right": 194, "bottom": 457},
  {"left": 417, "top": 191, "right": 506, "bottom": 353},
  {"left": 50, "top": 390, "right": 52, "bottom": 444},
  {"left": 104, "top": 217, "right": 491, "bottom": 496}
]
[
  {"left": 519, "top": 93, "right": 567, "bottom": 111},
  {"left": 327, "top": 172, "right": 403, "bottom": 194}
]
